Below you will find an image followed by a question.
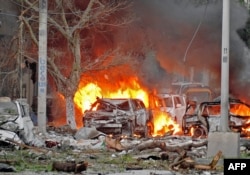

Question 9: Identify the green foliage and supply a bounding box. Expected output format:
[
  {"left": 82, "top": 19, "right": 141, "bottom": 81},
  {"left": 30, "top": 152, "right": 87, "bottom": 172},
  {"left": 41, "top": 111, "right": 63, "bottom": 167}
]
[
  {"left": 0, "top": 149, "right": 51, "bottom": 173},
  {"left": 240, "top": 151, "right": 250, "bottom": 158}
]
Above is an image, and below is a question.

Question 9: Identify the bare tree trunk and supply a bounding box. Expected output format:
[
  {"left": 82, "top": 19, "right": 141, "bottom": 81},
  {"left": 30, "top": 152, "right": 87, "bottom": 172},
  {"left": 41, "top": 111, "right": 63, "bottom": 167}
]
[{"left": 65, "top": 96, "right": 77, "bottom": 129}]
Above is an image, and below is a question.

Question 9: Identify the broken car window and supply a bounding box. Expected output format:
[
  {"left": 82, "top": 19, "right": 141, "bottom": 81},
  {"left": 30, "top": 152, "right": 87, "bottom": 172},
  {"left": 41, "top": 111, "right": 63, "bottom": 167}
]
[
  {"left": 164, "top": 97, "right": 173, "bottom": 107},
  {"left": 117, "top": 101, "right": 131, "bottom": 111},
  {"left": 0, "top": 102, "right": 18, "bottom": 115}
]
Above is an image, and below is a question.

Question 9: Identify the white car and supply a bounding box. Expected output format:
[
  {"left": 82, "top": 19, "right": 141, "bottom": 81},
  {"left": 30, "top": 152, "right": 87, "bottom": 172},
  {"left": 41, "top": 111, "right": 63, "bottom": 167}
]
[
  {"left": 82, "top": 97, "right": 149, "bottom": 137},
  {"left": 148, "top": 93, "right": 186, "bottom": 129},
  {"left": 0, "top": 97, "right": 43, "bottom": 147}
]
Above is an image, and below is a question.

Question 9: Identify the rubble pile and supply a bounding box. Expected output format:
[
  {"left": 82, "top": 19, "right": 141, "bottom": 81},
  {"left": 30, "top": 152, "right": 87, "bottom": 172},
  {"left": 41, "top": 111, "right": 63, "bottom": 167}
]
[{"left": 0, "top": 97, "right": 248, "bottom": 174}]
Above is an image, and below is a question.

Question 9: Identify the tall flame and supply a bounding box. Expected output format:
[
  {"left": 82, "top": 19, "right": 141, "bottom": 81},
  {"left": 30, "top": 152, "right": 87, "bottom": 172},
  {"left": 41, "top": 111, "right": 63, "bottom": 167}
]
[
  {"left": 74, "top": 83, "right": 102, "bottom": 113},
  {"left": 74, "top": 76, "right": 148, "bottom": 113},
  {"left": 150, "top": 110, "right": 181, "bottom": 137},
  {"left": 73, "top": 76, "right": 181, "bottom": 136}
]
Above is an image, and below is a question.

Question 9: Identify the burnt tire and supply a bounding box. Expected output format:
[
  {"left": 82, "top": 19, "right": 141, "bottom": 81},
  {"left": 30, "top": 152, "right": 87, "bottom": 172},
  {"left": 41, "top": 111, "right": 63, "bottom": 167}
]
[{"left": 192, "top": 124, "right": 208, "bottom": 138}]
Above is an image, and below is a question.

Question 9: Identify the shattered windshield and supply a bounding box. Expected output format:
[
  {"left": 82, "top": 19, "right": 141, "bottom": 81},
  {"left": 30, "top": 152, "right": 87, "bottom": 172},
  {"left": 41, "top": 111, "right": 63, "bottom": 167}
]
[
  {"left": 0, "top": 102, "right": 18, "bottom": 115},
  {"left": 91, "top": 99, "right": 131, "bottom": 112},
  {"left": 163, "top": 97, "right": 173, "bottom": 107}
]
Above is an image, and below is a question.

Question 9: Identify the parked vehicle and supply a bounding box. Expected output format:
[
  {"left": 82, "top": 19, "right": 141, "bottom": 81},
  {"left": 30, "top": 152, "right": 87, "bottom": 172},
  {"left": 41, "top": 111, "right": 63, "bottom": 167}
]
[
  {"left": 171, "top": 82, "right": 214, "bottom": 104},
  {"left": 148, "top": 92, "right": 186, "bottom": 129},
  {"left": 171, "top": 82, "right": 205, "bottom": 95},
  {"left": 182, "top": 98, "right": 250, "bottom": 137},
  {"left": 82, "top": 97, "right": 149, "bottom": 137}
]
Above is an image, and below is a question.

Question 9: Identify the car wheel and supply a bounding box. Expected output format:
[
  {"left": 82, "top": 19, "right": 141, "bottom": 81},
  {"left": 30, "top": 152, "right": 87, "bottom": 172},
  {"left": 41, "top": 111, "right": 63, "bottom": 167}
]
[{"left": 192, "top": 124, "right": 208, "bottom": 138}]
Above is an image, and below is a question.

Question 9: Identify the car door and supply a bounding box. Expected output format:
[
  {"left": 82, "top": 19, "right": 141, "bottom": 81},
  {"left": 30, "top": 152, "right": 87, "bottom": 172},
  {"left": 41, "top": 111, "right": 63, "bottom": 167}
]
[
  {"left": 173, "top": 95, "right": 186, "bottom": 128},
  {"left": 130, "top": 99, "right": 148, "bottom": 134},
  {"left": 135, "top": 99, "right": 149, "bottom": 125}
]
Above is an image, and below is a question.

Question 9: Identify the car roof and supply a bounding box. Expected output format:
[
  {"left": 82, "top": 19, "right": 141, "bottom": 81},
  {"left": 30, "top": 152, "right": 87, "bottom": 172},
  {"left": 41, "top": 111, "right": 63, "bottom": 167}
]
[
  {"left": 99, "top": 98, "right": 142, "bottom": 104},
  {"left": 199, "top": 98, "right": 250, "bottom": 109},
  {"left": 155, "top": 93, "right": 182, "bottom": 98}
]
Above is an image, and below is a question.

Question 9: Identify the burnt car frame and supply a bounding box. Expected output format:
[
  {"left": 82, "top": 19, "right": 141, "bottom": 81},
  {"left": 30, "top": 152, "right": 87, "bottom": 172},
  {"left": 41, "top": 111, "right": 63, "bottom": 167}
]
[
  {"left": 148, "top": 92, "right": 186, "bottom": 130},
  {"left": 82, "top": 97, "right": 149, "bottom": 137},
  {"left": 183, "top": 99, "right": 250, "bottom": 137}
]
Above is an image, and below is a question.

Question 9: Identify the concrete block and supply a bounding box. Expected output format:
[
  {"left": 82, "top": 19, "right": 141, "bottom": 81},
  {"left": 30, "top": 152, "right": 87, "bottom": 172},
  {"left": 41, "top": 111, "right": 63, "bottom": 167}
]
[{"left": 207, "top": 132, "right": 240, "bottom": 158}]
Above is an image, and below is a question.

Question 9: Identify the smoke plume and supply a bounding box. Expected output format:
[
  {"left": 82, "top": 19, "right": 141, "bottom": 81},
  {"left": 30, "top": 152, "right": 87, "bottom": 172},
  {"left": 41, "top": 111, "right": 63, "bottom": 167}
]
[{"left": 116, "top": 0, "right": 249, "bottom": 99}]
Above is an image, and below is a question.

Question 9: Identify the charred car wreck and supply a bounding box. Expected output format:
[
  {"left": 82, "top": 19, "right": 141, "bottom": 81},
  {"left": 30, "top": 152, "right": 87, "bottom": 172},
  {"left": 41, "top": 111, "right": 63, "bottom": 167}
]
[
  {"left": 183, "top": 98, "right": 250, "bottom": 137},
  {"left": 82, "top": 97, "right": 149, "bottom": 137}
]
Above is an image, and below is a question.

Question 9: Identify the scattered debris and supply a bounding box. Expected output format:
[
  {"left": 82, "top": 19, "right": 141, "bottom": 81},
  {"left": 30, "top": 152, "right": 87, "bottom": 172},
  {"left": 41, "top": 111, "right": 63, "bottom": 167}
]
[
  {"left": 105, "top": 136, "right": 125, "bottom": 151},
  {"left": 195, "top": 151, "right": 222, "bottom": 170},
  {"left": 0, "top": 163, "right": 16, "bottom": 172},
  {"left": 0, "top": 96, "right": 243, "bottom": 174},
  {"left": 52, "top": 161, "right": 88, "bottom": 173},
  {"left": 74, "top": 127, "right": 105, "bottom": 140}
]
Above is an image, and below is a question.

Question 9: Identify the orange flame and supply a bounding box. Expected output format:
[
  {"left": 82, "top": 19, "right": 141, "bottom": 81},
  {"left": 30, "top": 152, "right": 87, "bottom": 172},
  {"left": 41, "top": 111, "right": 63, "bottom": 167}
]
[
  {"left": 149, "top": 110, "right": 181, "bottom": 137},
  {"left": 73, "top": 76, "right": 182, "bottom": 136},
  {"left": 74, "top": 77, "right": 148, "bottom": 113},
  {"left": 74, "top": 83, "right": 102, "bottom": 113},
  {"left": 230, "top": 103, "right": 250, "bottom": 116}
]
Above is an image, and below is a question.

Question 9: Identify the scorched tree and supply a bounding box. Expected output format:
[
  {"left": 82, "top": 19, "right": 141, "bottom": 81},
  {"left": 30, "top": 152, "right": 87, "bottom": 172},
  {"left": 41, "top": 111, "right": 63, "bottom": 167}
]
[{"left": 18, "top": 0, "right": 135, "bottom": 129}]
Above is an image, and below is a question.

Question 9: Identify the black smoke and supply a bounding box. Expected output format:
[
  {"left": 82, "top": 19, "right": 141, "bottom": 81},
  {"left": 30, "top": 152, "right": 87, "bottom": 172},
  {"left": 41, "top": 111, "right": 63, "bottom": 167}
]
[{"left": 117, "top": 0, "right": 250, "bottom": 99}]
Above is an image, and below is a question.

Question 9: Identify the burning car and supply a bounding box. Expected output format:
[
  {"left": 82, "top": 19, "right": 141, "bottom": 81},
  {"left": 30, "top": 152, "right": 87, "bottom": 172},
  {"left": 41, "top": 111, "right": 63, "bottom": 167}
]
[
  {"left": 171, "top": 82, "right": 214, "bottom": 105},
  {"left": 183, "top": 98, "right": 250, "bottom": 138},
  {"left": 148, "top": 92, "right": 186, "bottom": 128},
  {"left": 82, "top": 97, "right": 149, "bottom": 137}
]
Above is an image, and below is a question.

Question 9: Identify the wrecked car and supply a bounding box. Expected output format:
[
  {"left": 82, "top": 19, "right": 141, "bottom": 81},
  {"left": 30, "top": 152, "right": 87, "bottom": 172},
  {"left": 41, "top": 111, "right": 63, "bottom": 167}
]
[
  {"left": 0, "top": 97, "right": 24, "bottom": 132},
  {"left": 0, "top": 97, "right": 43, "bottom": 147},
  {"left": 148, "top": 92, "right": 186, "bottom": 129},
  {"left": 171, "top": 81, "right": 214, "bottom": 104},
  {"left": 182, "top": 98, "right": 250, "bottom": 137},
  {"left": 82, "top": 97, "right": 149, "bottom": 137}
]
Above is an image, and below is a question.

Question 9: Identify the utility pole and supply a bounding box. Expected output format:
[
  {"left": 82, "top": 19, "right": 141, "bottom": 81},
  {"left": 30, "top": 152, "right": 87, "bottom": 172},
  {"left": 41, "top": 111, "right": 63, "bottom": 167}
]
[
  {"left": 37, "top": 0, "right": 47, "bottom": 134},
  {"left": 220, "top": 0, "right": 230, "bottom": 132},
  {"left": 207, "top": 0, "right": 239, "bottom": 158}
]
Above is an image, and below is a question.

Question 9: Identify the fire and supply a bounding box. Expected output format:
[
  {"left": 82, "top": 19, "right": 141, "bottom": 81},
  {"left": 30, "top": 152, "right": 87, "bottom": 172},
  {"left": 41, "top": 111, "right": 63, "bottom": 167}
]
[
  {"left": 74, "top": 76, "right": 181, "bottom": 136},
  {"left": 74, "top": 76, "right": 149, "bottom": 113},
  {"left": 149, "top": 110, "right": 181, "bottom": 137},
  {"left": 230, "top": 103, "right": 250, "bottom": 136},
  {"left": 230, "top": 103, "right": 250, "bottom": 116},
  {"left": 74, "top": 83, "right": 102, "bottom": 113}
]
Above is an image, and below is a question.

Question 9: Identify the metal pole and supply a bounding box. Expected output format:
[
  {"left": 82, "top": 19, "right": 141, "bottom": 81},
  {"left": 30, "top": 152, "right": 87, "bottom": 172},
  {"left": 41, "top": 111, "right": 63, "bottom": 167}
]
[
  {"left": 220, "top": 0, "right": 230, "bottom": 132},
  {"left": 37, "top": 0, "right": 47, "bottom": 133}
]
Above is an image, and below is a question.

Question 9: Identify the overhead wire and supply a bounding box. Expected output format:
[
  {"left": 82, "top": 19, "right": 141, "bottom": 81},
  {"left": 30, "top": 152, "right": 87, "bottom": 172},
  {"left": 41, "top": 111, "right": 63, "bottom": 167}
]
[{"left": 183, "top": 1, "right": 209, "bottom": 63}]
